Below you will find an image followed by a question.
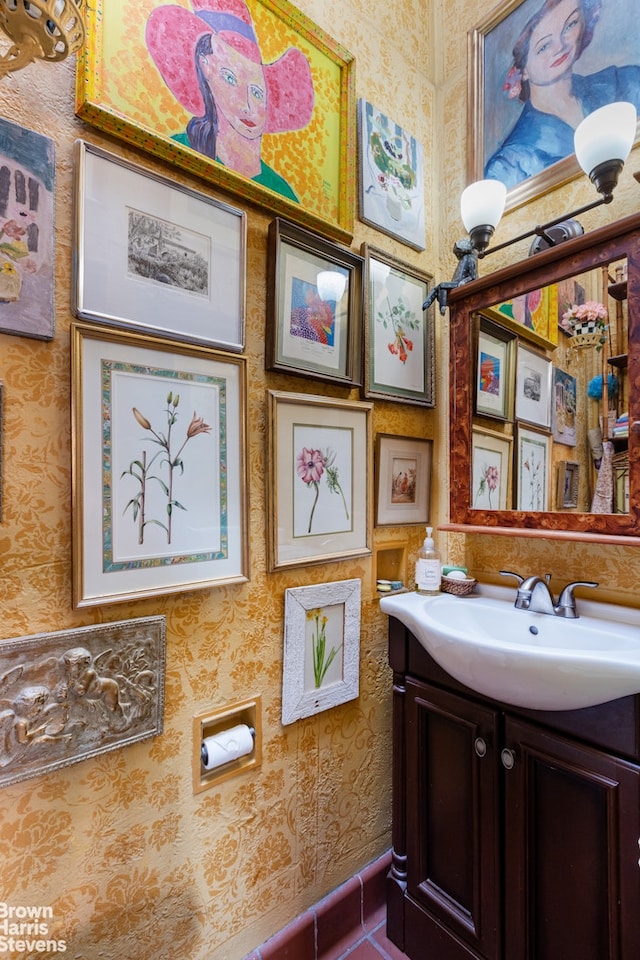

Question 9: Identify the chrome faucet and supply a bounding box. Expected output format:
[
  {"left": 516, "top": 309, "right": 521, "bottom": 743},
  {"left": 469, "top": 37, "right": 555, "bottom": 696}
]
[{"left": 499, "top": 571, "right": 599, "bottom": 619}]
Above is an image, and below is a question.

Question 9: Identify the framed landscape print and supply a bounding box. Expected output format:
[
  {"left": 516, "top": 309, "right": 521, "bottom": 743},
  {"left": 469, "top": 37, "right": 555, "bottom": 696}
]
[
  {"left": 76, "top": 0, "right": 355, "bottom": 243},
  {"left": 267, "top": 391, "right": 372, "bottom": 570},
  {"left": 357, "top": 99, "right": 425, "bottom": 250},
  {"left": 266, "top": 218, "right": 363, "bottom": 386},
  {"left": 552, "top": 367, "right": 578, "bottom": 445},
  {"left": 375, "top": 434, "right": 433, "bottom": 526},
  {"left": 71, "top": 322, "right": 248, "bottom": 607},
  {"left": 516, "top": 423, "right": 551, "bottom": 512},
  {"left": 475, "top": 316, "right": 515, "bottom": 420},
  {"left": 281, "top": 578, "right": 361, "bottom": 724},
  {"left": 362, "top": 244, "right": 434, "bottom": 406},
  {"left": 74, "top": 141, "right": 246, "bottom": 352},
  {"left": 0, "top": 117, "right": 55, "bottom": 340},
  {"left": 471, "top": 427, "right": 512, "bottom": 510},
  {"left": 468, "top": 0, "right": 640, "bottom": 210},
  {"left": 557, "top": 460, "right": 580, "bottom": 509},
  {"left": 515, "top": 342, "right": 552, "bottom": 428}
]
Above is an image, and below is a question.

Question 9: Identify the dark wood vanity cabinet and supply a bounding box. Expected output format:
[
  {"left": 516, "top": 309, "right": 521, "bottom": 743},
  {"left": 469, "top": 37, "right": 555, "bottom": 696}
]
[{"left": 387, "top": 617, "right": 640, "bottom": 960}]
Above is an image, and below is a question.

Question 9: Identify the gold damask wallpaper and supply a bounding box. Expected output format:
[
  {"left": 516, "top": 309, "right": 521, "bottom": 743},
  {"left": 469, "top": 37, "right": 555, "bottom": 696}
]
[{"left": 1, "top": 0, "right": 639, "bottom": 958}]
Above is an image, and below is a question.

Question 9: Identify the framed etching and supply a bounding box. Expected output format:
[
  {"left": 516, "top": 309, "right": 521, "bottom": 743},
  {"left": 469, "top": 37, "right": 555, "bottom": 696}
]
[
  {"left": 266, "top": 218, "right": 363, "bottom": 386},
  {"left": 515, "top": 342, "right": 552, "bottom": 428},
  {"left": 267, "top": 391, "right": 372, "bottom": 570},
  {"left": 557, "top": 460, "right": 580, "bottom": 509},
  {"left": 74, "top": 140, "right": 246, "bottom": 352},
  {"left": 515, "top": 423, "right": 551, "bottom": 511},
  {"left": 468, "top": 0, "right": 640, "bottom": 210},
  {"left": 281, "top": 578, "right": 360, "bottom": 724},
  {"left": 71, "top": 322, "right": 248, "bottom": 607},
  {"left": 552, "top": 367, "right": 578, "bottom": 445},
  {"left": 475, "top": 316, "right": 516, "bottom": 420},
  {"left": 472, "top": 427, "right": 512, "bottom": 510},
  {"left": 0, "top": 117, "right": 55, "bottom": 340},
  {"left": 362, "top": 244, "right": 434, "bottom": 406},
  {"left": 375, "top": 434, "right": 433, "bottom": 526},
  {"left": 76, "top": 0, "right": 355, "bottom": 243},
  {"left": 357, "top": 99, "right": 425, "bottom": 250}
]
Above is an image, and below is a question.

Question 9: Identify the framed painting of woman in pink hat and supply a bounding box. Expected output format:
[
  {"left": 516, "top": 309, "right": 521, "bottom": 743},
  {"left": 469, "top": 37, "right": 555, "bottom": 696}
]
[{"left": 76, "top": 0, "right": 355, "bottom": 242}]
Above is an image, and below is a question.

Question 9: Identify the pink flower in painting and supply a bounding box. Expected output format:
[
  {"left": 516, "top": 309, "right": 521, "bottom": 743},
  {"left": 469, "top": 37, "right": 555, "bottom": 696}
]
[{"left": 296, "top": 448, "right": 325, "bottom": 485}]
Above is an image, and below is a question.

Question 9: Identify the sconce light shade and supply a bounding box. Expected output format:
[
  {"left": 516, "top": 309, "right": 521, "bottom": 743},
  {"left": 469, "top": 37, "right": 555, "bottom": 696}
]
[
  {"left": 460, "top": 179, "right": 507, "bottom": 253},
  {"left": 574, "top": 101, "right": 637, "bottom": 199},
  {"left": 317, "top": 269, "right": 347, "bottom": 303}
]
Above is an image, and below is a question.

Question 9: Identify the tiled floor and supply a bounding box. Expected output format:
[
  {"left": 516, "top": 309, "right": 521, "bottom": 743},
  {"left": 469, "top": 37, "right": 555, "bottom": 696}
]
[{"left": 245, "top": 851, "right": 412, "bottom": 960}]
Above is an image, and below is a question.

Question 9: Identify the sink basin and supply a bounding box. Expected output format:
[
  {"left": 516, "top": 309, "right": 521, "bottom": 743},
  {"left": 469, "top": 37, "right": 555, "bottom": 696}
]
[{"left": 380, "top": 584, "right": 640, "bottom": 711}]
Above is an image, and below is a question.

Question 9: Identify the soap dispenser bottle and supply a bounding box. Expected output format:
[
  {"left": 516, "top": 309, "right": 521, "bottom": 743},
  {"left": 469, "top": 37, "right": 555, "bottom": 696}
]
[{"left": 415, "top": 526, "right": 441, "bottom": 595}]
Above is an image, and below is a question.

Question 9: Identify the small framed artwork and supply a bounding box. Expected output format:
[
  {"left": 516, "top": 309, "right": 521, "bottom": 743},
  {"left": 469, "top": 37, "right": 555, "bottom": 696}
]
[
  {"left": 467, "top": 0, "right": 640, "bottom": 210},
  {"left": 266, "top": 218, "right": 363, "bottom": 386},
  {"left": 515, "top": 342, "right": 552, "bottom": 428},
  {"left": 74, "top": 140, "right": 247, "bottom": 352},
  {"left": 282, "top": 578, "right": 361, "bottom": 725},
  {"left": 475, "top": 316, "right": 516, "bottom": 420},
  {"left": 0, "top": 117, "right": 55, "bottom": 340},
  {"left": 516, "top": 424, "right": 551, "bottom": 512},
  {"left": 357, "top": 99, "right": 425, "bottom": 250},
  {"left": 71, "top": 322, "right": 248, "bottom": 607},
  {"left": 362, "top": 244, "right": 434, "bottom": 406},
  {"left": 485, "top": 287, "right": 557, "bottom": 351},
  {"left": 471, "top": 427, "right": 512, "bottom": 510},
  {"left": 375, "top": 434, "right": 433, "bottom": 526},
  {"left": 552, "top": 367, "right": 578, "bottom": 446},
  {"left": 557, "top": 461, "right": 580, "bottom": 509},
  {"left": 267, "top": 391, "right": 372, "bottom": 571}
]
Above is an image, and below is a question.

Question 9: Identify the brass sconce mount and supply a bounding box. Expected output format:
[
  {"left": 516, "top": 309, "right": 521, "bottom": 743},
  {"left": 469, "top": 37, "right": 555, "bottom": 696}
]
[{"left": 0, "top": 0, "right": 84, "bottom": 77}]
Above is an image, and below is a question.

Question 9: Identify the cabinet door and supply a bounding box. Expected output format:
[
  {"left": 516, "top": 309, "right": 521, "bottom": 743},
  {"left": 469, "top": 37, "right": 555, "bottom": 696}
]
[
  {"left": 406, "top": 680, "right": 500, "bottom": 960},
  {"left": 504, "top": 716, "right": 640, "bottom": 960}
]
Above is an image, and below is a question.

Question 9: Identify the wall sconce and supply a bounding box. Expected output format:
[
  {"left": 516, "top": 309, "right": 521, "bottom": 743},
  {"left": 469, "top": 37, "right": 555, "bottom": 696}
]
[
  {"left": 0, "top": 0, "right": 85, "bottom": 78},
  {"left": 424, "top": 102, "right": 637, "bottom": 315},
  {"left": 317, "top": 269, "right": 347, "bottom": 303},
  {"left": 463, "top": 101, "right": 637, "bottom": 259}
]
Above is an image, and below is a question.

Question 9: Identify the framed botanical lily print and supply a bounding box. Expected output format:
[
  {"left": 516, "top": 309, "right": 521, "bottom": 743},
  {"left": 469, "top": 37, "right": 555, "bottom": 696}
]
[{"left": 515, "top": 423, "right": 551, "bottom": 512}]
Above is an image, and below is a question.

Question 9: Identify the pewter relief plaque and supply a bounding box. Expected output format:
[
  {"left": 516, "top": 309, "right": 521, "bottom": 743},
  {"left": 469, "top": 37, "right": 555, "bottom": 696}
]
[{"left": 0, "top": 616, "right": 165, "bottom": 787}]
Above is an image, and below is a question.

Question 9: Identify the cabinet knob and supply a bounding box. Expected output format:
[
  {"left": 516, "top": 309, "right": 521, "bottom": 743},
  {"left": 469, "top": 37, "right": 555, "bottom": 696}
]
[
  {"left": 501, "top": 748, "right": 516, "bottom": 770},
  {"left": 474, "top": 737, "right": 487, "bottom": 758}
]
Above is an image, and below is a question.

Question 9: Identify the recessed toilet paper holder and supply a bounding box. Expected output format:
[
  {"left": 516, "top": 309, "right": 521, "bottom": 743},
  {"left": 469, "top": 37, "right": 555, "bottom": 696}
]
[{"left": 193, "top": 696, "right": 262, "bottom": 793}]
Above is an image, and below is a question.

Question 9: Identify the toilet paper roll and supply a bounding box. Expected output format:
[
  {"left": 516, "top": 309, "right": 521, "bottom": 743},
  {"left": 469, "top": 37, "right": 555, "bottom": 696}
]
[{"left": 201, "top": 724, "right": 255, "bottom": 771}]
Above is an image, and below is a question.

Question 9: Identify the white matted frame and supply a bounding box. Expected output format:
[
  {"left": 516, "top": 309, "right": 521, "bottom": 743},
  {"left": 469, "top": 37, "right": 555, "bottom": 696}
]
[
  {"left": 516, "top": 423, "right": 551, "bottom": 512},
  {"left": 472, "top": 426, "right": 513, "bottom": 510},
  {"left": 267, "top": 391, "right": 372, "bottom": 571},
  {"left": 515, "top": 342, "right": 552, "bottom": 428},
  {"left": 362, "top": 243, "right": 434, "bottom": 406},
  {"left": 282, "top": 578, "right": 361, "bottom": 725},
  {"left": 73, "top": 140, "right": 246, "bottom": 352},
  {"left": 375, "top": 433, "right": 433, "bottom": 526},
  {"left": 71, "top": 322, "right": 248, "bottom": 607}
]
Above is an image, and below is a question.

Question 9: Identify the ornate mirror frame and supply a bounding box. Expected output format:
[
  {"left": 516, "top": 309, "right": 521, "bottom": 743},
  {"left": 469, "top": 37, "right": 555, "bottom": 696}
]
[{"left": 447, "top": 212, "right": 640, "bottom": 542}]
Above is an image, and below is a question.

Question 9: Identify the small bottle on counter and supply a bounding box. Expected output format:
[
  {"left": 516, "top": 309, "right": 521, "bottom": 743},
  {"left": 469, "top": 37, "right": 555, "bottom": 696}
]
[{"left": 415, "top": 526, "right": 441, "bottom": 595}]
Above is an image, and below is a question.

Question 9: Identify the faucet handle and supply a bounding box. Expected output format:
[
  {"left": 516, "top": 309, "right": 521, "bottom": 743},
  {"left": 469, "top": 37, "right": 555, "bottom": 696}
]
[
  {"left": 499, "top": 570, "right": 524, "bottom": 585},
  {"left": 556, "top": 580, "right": 599, "bottom": 618}
]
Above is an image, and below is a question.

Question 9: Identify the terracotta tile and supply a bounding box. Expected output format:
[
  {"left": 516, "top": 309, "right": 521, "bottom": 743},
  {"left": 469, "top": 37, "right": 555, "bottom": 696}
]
[
  {"left": 258, "top": 910, "right": 316, "bottom": 960},
  {"left": 372, "top": 923, "right": 410, "bottom": 960},
  {"left": 316, "top": 874, "right": 363, "bottom": 958},
  {"left": 360, "top": 851, "right": 391, "bottom": 930},
  {"left": 344, "top": 940, "right": 388, "bottom": 959}
]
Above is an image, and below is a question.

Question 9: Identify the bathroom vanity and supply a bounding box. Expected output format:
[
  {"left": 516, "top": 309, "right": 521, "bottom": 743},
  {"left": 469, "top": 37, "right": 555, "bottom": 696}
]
[{"left": 386, "top": 615, "right": 640, "bottom": 960}]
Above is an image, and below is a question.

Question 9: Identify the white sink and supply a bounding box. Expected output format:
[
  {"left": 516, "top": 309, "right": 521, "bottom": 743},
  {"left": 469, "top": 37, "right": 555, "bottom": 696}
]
[{"left": 380, "top": 584, "right": 640, "bottom": 711}]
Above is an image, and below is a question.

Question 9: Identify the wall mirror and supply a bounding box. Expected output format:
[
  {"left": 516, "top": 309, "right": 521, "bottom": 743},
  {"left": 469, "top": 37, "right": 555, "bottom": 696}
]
[{"left": 447, "top": 212, "right": 640, "bottom": 540}]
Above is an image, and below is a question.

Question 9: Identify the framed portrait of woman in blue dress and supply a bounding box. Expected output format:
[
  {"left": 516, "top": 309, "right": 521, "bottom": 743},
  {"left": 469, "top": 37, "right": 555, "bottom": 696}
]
[{"left": 468, "top": 0, "right": 640, "bottom": 209}]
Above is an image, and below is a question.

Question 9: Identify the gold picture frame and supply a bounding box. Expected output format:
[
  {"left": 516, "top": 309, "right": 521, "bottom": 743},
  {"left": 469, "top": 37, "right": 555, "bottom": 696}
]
[{"left": 76, "top": 0, "right": 355, "bottom": 243}]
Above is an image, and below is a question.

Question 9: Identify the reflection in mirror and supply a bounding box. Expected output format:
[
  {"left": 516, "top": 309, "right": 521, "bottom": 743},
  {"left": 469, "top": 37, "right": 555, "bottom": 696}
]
[
  {"left": 447, "top": 213, "right": 640, "bottom": 540},
  {"left": 471, "top": 258, "right": 628, "bottom": 515}
]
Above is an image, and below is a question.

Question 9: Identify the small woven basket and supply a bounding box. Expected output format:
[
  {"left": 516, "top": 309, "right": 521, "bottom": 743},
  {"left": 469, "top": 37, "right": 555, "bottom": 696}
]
[{"left": 440, "top": 576, "right": 477, "bottom": 597}]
